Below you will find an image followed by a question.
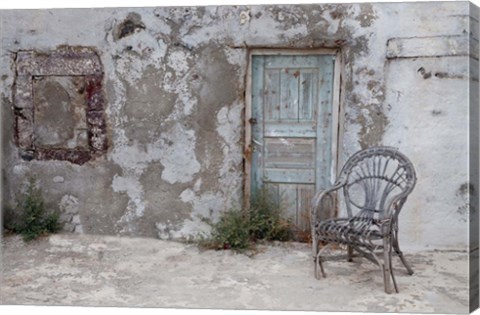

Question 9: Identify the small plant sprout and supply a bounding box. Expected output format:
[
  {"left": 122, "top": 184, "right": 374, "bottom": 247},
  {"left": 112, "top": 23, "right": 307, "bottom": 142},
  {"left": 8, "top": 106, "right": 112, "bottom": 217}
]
[{"left": 13, "top": 177, "right": 61, "bottom": 241}]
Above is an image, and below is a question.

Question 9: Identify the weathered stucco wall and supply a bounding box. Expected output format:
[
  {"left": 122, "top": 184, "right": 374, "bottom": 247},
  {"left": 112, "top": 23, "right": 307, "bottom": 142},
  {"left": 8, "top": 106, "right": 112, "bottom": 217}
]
[{"left": 0, "top": 2, "right": 477, "bottom": 249}]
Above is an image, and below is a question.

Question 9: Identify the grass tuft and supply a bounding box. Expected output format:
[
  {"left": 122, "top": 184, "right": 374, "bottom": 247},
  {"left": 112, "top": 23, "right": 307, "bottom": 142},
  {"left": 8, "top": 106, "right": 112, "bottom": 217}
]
[
  {"left": 11, "top": 177, "right": 61, "bottom": 241},
  {"left": 199, "top": 188, "right": 293, "bottom": 252}
]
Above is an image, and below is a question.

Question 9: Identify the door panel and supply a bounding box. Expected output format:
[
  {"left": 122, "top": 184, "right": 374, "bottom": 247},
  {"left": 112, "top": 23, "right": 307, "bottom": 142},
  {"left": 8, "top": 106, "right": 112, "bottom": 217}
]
[
  {"left": 264, "top": 123, "right": 316, "bottom": 137},
  {"left": 299, "top": 70, "right": 317, "bottom": 121},
  {"left": 264, "top": 138, "right": 315, "bottom": 169},
  {"left": 264, "top": 69, "right": 281, "bottom": 121},
  {"left": 279, "top": 69, "right": 300, "bottom": 120},
  {"left": 264, "top": 169, "right": 315, "bottom": 184},
  {"left": 250, "top": 54, "right": 336, "bottom": 234},
  {"left": 265, "top": 183, "right": 315, "bottom": 230}
]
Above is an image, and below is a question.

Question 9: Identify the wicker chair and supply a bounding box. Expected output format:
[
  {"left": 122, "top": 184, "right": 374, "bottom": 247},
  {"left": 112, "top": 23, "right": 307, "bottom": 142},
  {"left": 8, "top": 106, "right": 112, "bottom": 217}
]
[{"left": 310, "top": 146, "right": 417, "bottom": 293}]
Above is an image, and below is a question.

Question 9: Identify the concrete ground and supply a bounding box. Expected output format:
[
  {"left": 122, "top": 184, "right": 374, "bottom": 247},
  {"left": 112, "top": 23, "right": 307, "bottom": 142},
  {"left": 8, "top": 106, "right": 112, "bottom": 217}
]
[{"left": 0, "top": 234, "right": 470, "bottom": 313}]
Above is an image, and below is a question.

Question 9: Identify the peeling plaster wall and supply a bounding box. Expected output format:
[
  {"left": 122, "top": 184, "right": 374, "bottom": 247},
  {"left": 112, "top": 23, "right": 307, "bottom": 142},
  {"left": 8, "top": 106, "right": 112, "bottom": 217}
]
[{"left": 0, "top": 2, "right": 477, "bottom": 249}]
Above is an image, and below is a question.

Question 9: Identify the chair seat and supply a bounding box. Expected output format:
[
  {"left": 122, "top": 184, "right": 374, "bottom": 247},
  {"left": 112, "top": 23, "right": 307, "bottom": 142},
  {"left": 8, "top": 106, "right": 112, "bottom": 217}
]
[{"left": 314, "top": 217, "right": 386, "bottom": 248}]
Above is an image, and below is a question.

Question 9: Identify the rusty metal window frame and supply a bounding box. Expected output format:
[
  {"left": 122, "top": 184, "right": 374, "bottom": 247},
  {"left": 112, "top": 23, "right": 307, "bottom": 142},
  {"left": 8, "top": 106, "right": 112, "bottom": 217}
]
[{"left": 13, "top": 47, "right": 108, "bottom": 165}]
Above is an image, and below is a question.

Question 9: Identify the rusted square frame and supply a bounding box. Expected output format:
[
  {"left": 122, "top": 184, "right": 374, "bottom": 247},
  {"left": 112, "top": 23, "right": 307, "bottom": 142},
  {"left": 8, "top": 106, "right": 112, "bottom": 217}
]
[{"left": 13, "top": 47, "right": 108, "bottom": 165}]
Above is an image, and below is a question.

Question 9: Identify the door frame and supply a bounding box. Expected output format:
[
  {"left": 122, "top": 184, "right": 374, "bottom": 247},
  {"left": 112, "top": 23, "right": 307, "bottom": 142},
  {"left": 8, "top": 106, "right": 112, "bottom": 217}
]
[{"left": 243, "top": 48, "right": 343, "bottom": 206}]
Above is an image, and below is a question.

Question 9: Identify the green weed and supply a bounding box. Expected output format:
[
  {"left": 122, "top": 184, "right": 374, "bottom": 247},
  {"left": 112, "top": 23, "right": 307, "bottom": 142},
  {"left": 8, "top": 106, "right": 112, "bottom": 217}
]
[
  {"left": 200, "top": 188, "right": 293, "bottom": 252},
  {"left": 12, "top": 178, "right": 60, "bottom": 241}
]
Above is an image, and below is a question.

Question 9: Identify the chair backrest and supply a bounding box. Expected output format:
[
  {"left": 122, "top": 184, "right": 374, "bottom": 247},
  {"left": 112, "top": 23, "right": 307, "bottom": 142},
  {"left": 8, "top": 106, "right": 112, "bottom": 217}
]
[{"left": 337, "top": 146, "right": 417, "bottom": 221}]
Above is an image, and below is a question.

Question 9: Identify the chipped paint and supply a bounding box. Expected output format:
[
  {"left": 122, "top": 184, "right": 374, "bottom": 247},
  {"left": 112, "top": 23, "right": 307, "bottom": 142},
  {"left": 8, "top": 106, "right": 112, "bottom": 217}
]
[
  {"left": 173, "top": 189, "right": 224, "bottom": 238},
  {"left": 158, "top": 123, "right": 200, "bottom": 184}
]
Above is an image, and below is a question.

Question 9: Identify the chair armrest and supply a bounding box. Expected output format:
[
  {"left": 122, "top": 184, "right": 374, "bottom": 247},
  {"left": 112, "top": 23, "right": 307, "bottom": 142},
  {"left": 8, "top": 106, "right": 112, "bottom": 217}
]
[{"left": 310, "top": 180, "right": 346, "bottom": 226}]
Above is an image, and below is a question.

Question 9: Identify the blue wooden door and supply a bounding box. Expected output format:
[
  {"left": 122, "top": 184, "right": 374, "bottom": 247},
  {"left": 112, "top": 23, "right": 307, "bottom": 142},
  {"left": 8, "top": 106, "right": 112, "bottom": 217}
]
[{"left": 250, "top": 54, "right": 336, "bottom": 230}]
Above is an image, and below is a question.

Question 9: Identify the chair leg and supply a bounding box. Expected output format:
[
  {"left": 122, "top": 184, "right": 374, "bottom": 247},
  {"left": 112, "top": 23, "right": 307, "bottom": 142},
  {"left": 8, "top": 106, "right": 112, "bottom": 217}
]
[
  {"left": 397, "top": 251, "right": 414, "bottom": 275},
  {"left": 315, "top": 242, "right": 332, "bottom": 279},
  {"left": 314, "top": 255, "right": 326, "bottom": 279},
  {"left": 347, "top": 245, "right": 354, "bottom": 262},
  {"left": 387, "top": 238, "right": 399, "bottom": 293},
  {"left": 313, "top": 254, "right": 326, "bottom": 279},
  {"left": 313, "top": 238, "right": 326, "bottom": 279},
  {"left": 383, "top": 238, "right": 392, "bottom": 294},
  {"left": 389, "top": 251, "right": 399, "bottom": 293},
  {"left": 312, "top": 238, "right": 319, "bottom": 279},
  {"left": 317, "top": 256, "right": 326, "bottom": 278},
  {"left": 393, "top": 230, "right": 414, "bottom": 275}
]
